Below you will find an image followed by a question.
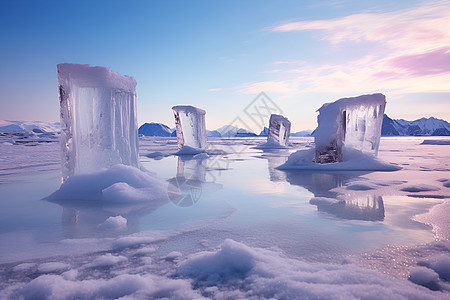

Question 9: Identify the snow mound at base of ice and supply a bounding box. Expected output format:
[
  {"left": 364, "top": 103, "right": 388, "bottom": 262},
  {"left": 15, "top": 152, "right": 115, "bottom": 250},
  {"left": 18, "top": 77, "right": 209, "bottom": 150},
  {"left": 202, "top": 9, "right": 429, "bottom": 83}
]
[
  {"left": 177, "top": 239, "right": 440, "bottom": 299},
  {"left": 254, "top": 138, "right": 287, "bottom": 149},
  {"left": 98, "top": 216, "right": 127, "bottom": 230},
  {"left": 278, "top": 148, "right": 401, "bottom": 171},
  {"left": 173, "top": 146, "right": 206, "bottom": 156},
  {"left": 47, "top": 164, "right": 170, "bottom": 203}
]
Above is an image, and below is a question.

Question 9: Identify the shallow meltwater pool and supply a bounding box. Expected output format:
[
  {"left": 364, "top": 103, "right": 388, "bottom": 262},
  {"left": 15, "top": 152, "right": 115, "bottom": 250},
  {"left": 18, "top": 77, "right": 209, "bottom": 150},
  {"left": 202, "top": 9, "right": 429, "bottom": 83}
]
[{"left": 0, "top": 137, "right": 449, "bottom": 299}]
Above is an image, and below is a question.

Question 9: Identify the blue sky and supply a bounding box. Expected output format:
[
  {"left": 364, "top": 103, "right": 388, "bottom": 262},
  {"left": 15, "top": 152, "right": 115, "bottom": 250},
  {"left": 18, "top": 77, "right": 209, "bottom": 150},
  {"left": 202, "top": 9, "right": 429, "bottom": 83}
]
[{"left": 1, "top": 0, "right": 449, "bottom": 131}]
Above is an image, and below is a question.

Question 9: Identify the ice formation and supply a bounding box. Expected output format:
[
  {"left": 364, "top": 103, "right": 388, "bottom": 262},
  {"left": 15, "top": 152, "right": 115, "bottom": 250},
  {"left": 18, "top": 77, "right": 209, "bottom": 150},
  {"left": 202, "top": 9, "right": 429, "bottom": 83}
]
[
  {"left": 172, "top": 105, "right": 207, "bottom": 151},
  {"left": 58, "top": 63, "right": 139, "bottom": 180},
  {"left": 314, "top": 93, "right": 386, "bottom": 163},
  {"left": 267, "top": 114, "right": 291, "bottom": 146}
]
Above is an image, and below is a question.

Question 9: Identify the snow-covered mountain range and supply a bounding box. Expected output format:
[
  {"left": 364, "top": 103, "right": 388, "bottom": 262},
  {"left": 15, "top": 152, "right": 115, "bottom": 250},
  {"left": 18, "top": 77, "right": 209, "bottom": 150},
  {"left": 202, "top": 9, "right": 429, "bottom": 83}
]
[
  {"left": 0, "top": 120, "right": 60, "bottom": 133},
  {"left": 381, "top": 115, "right": 450, "bottom": 136},
  {"left": 2, "top": 115, "right": 449, "bottom": 137}
]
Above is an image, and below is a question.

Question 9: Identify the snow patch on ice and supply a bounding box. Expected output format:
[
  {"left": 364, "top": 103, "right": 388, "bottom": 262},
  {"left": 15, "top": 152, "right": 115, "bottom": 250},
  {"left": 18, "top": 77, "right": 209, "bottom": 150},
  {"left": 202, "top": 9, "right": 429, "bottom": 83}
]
[
  {"left": 414, "top": 201, "right": 450, "bottom": 240},
  {"left": 346, "top": 181, "right": 379, "bottom": 190},
  {"left": 177, "top": 239, "right": 441, "bottom": 299},
  {"left": 164, "top": 251, "right": 183, "bottom": 262},
  {"left": 47, "top": 164, "right": 170, "bottom": 203},
  {"left": 173, "top": 145, "right": 206, "bottom": 156},
  {"left": 85, "top": 253, "right": 127, "bottom": 268},
  {"left": 98, "top": 216, "right": 127, "bottom": 230},
  {"left": 61, "top": 269, "right": 78, "bottom": 281},
  {"left": 278, "top": 148, "right": 400, "bottom": 171},
  {"left": 418, "top": 254, "right": 450, "bottom": 281},
  {"left": 254, "top": 137, "right": 287, "bottom": 149},
  {"left": 15, "top": 273, "right": 201, "bottom": 300},
  {"left": 13, "top": 263, "right": 36, "bottom": 272},
  {"left": 401, "top": 184, "right": 441, "bottom": 193},
  {"left": 409, "top": 266, "right": 440, "bottom": 289},
  {"left": 37, "top": 262, "right": 70, "bottom": 273}
]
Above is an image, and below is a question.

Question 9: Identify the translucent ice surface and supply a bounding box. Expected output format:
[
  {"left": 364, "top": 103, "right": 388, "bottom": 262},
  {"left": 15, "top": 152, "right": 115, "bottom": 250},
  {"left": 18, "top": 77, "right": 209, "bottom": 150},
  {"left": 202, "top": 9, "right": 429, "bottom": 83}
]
[
  {"left": 58, "top": 63, "right": 139, "bottom": 180},
  {"left": 267, "top": 114, "right": 291, "bottom": 146},
  {"left": 172, "top": 105, "right": 207, "bottom": 150},
  {"left": 314, "top": 93, "right": 386, "bottom": 163}
]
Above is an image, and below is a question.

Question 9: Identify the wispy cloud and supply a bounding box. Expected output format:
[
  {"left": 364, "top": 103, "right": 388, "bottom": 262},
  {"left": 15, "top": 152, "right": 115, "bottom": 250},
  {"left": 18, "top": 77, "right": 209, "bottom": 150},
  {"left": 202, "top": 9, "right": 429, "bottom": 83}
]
[
  {"left": 235, "top": 1, "right": 450, "bottom": 96},
  {"left": 208, "top": 88, "right": 223, "bottom": 92},
  {"left": 234, "top": 80, "right": 299, "bottom": 95},
  {"left": 272, "top": 0, "right": 450, "bottom": 54}
]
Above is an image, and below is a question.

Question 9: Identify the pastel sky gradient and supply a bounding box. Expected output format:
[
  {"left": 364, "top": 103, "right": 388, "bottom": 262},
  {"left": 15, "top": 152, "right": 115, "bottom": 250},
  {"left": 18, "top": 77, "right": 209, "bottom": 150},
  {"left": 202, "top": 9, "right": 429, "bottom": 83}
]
[{"left": 0, "top": 0, "right": 449, "bottom": 131}]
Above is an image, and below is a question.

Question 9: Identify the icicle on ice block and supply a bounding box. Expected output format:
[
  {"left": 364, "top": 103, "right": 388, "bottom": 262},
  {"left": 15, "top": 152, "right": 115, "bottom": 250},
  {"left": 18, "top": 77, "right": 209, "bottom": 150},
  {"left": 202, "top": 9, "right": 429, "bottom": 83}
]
[
  {"left": 172, "top": 105, "right": 207, "bottom": 150},
  {"left": 267, "top": 114, "right": 291, "bottom": 146},
  {"left": 58, "top": 63, "right": 139, "bottom": 181},
  {"left": 314, "top": 93, "right": 386, "bottom": 164}
]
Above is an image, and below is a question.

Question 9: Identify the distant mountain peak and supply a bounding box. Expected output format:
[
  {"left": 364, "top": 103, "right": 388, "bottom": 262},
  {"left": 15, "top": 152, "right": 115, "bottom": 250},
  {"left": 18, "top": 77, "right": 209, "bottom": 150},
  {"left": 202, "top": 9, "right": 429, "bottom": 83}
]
[{"left": 382, "top": 114, "right": 450, "bottom": 136}]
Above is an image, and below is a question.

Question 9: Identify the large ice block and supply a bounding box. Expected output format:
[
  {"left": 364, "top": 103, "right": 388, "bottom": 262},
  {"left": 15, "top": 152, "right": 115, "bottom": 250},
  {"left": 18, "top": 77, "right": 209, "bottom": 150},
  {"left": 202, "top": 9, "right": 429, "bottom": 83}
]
[
  {"left": 172, "top": 105, "right": 207, "bottom": 150},
  {"left": 58, "top": 63, "right": 139, "bottom": 181},
  {"left": 314, "top": 93, "right": 386, "bottom": 163},
  {"left": 267, "top": 114, "right": 291, "bottom": 146}
]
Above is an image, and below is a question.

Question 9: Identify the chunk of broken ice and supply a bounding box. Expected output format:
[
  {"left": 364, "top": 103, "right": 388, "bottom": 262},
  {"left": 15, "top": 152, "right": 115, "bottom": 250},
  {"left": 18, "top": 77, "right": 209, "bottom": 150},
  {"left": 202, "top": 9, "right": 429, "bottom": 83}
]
[
  {"left": 314, "top": 93, "right": 386, "bottom": 163},
  {"left": 172, "top": 105, "right": 207, "bottom": 150},
  {"left": 58, "top": 63, "right": 139, "bottom": 180},
  {"left": 267, "top": 114, "right": 291, "bottom": 146}
]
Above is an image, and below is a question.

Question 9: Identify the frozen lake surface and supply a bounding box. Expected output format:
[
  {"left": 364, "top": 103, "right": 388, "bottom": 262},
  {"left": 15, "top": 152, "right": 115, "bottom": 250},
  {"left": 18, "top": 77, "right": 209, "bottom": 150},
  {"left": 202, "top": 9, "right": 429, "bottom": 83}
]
[{"left": 0, "top": 136, "right": 449, "bottom": 299}]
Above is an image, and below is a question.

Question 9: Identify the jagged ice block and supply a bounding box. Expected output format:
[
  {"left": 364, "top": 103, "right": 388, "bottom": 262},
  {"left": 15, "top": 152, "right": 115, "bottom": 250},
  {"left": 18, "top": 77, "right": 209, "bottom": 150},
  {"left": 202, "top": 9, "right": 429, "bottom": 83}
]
[
  {"left": 172, "top": 105, "right": 207, "bottom": 150},
  {"left": 58, "top": 63, "right": 139, "bottom": 181},
  {"left": 267, "top": 114, "right": 291, "bottom": 146},
  {"left": 314, "top": 93, "right": 386, "bottom": 163}
]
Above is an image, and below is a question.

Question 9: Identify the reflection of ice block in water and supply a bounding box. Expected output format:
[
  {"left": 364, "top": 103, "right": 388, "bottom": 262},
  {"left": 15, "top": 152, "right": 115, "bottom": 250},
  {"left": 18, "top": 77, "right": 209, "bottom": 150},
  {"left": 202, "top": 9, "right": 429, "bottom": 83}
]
[
  {"left": 172, "top": 105, "right": 207, "bottom": 150},
  {"left": 314, "top": 195, "right": 385, "bottom": 221},
  {"left": 267, "top": 114, "right": 291, "bottom": 146},
  {"left": 314, "top": 94, "right": 386, "bottom": 163},
  {"left": 58, "top": 63, "right": 139, "bottom": 181}
]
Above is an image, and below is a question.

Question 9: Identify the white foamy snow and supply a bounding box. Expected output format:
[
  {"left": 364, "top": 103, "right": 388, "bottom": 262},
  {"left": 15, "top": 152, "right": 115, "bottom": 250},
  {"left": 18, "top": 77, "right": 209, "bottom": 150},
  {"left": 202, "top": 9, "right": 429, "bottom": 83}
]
[
  {"left": 98, "top": 216, "right": 127, "bottom": 230},
  {"left": 48, "top": 164, "right": 170, "bottom": 203},
  {"left": 37, "top": 262, "right": 70, "bottom": 273},
  {"left": 177, "top": 239, "right": 441, "bottom": 299},
  {"left": 254, "top": 137, "right": 287, "bottom": 149},
  {"left": 278, "top": 148, "right": 400, "bottom": 171},
  {"left": 85, "top": 253, "right": 128, "bottom": 268}
]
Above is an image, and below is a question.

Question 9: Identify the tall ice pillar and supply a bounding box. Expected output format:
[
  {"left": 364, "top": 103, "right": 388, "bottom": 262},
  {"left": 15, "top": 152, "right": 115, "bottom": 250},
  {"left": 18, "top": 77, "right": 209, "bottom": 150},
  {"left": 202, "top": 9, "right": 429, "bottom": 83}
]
[{"left": 58, "top": 63, "right": 139, "bottom": 181}]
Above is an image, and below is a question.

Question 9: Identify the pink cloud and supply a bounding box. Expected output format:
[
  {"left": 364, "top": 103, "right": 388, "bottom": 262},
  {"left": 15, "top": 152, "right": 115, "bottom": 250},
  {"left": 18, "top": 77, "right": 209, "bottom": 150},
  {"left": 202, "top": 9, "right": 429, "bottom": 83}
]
[
  {"left": 242, "top": 1, "right": 450, "bottom": 95},
  {"left": 272, "top": 1, "right": 450, "bottom": 54},
  {"left": 389, "top": 47, "right": 450, "bottom": 76}
]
